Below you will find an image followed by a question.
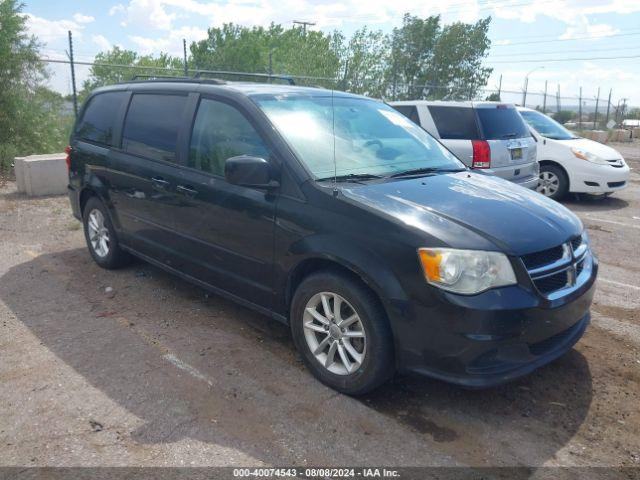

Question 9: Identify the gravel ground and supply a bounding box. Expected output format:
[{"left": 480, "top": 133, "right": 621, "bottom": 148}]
[{"left": 0, "top": 142, "right": 639, "bottom": 474}]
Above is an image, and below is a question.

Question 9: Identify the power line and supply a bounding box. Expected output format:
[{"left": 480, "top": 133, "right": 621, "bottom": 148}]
[
  {"left": 489, "top": 53, "right": 640, "bottom": 64},
  {"left": 488, "top": 45, "right": 633, "bottom": 58},
  {"left": 492, "top": 31, "right": 640, "bottom": 47},
  {"left": 491, "top": 27, "right": 640, "bottom": 42}
]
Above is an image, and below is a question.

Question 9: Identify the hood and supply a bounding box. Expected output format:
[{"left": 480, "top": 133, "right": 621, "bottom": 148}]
[
  {"left": 340, "top": 172, "right": 582, "bottom": 256},
  {"left": 555, "top": 137, "right": 623, "bottom": 160}
]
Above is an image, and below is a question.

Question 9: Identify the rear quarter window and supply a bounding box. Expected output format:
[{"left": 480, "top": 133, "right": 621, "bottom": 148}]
[
  {"left": 428, "top": 106, "right": 480, "bottom": 140},
  {"left": 122, "top": 94, "right": 188, "bottom": 163},
  {"left": 75, "top": 91, "right": 128, "bottom": 146},
  {"left": 476, "top": 107, "right": 530, "bottom": 140}
]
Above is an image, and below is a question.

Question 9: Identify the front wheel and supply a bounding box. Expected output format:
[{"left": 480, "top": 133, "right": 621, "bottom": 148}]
[
  {"left": 537, "top": 164, "right": 568, "bottom": 200},
  {"left": 290, "top": 271, "right": 394, "bottom": 395}
]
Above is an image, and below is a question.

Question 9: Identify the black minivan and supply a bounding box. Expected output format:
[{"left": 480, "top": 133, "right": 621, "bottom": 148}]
[{"left": 67, "top": 79, "right": 597, "bottom": 394}]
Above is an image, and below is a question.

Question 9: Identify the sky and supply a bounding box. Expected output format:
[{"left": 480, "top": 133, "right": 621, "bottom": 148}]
[{"left": 23, "top": 0, "right": 640, "bottom": 108}]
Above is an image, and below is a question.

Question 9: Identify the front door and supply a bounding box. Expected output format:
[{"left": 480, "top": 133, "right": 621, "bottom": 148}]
[{"left": 169, "top": 96, "right": 278, "bottom": 310}]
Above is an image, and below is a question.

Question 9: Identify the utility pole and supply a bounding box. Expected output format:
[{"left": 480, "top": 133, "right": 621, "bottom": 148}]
[
  {"left": 605, "top": 88, "right": 612, "bottom": 126},
  {"left": 579, "top": 87, "right": 582, "bottom": 128},
  {"left": 542, "top": 80, "right": 547, "bottom": 113},
  {"left": 593, "top": 87, "right": 600, "bottom": 129},
  {"left": 621, "top": 98, "right": 628, "bottom": 119},
  {"left": 497, "top": 74, "right": 502, "bottom": 100},
  {"left": 183, "top": 38, "right": 188, "bottom": 76},
  {"left": 293, "top": 20, "right": 315, "bottom": 34},
  {"left": 67, "top": 30, "right": 78, "bottom": 118},
  {"left": 522, "top": 76, "right": 528, "bottom": 106},
  {"left": 556, "top": 84, "right": 561, "bottom": 112},
  {"left": 268, "top": 50, "right": 273, "bottom": 83}
]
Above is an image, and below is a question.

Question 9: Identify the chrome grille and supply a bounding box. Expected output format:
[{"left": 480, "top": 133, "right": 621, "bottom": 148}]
[
  {"left": 606, "top": 159, "right": 624, "bottom": 168},
  {"left": 522, "top": 234, "right": 590, "bottom": 297}
]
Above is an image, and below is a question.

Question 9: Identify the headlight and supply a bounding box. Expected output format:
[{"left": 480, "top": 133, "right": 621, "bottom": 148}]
[
  {"left": 571, "top": 147, "right": 608, "bottom": 165},
  {"left": 418, "top": 248, "right": 517, "bottom": 295}
]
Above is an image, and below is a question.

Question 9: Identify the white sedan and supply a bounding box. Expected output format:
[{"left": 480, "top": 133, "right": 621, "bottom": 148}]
[{"left": 518, "top": 107, "right": 630, "bottom": 199}]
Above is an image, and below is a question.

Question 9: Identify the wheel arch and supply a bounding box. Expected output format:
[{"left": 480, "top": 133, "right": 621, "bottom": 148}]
[{"left": 283, "top": 250, "right": 408, "bottom": 329}]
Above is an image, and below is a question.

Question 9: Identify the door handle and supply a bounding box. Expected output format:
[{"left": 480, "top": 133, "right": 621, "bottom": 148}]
[
  {"left": 151, "top": 177, "right": 170, "bottom": 189},
  {"left": 176, "top": 184, "right": 198, "bottom": 197}
]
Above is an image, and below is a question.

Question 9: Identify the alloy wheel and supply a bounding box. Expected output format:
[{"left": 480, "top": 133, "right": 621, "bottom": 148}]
[
  {"left": 537, "top": 171, "right": 560, "bottom": 197},
  {"left": 302, "top": 292, "right": 366, "bottom": 375},
  {"left": 87, "top": 209, "right": 110, "bottom": 258}
]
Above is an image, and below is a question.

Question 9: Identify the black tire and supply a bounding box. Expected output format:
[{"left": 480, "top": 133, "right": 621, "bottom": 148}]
[
  {"left": 290, "top": 270, "right": 394, "bottom": 395},
  {"left": 82, "top": 196, "right": 131, "bottom": 269},
  {"left": 538, "top": 164, "right": 569, "bottom": 200}
]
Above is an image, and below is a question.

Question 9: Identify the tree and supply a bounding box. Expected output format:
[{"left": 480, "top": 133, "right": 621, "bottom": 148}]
[
  {"left": 190, "top": 23, "right": 342, "bottom": 85},
  {"left": 552, "top": 110, "right": 574, "bottom": 124},
  {"left": 0, "top": 0, "right": 67, "bottom": 171},
  {"left": 386, "top": 14, "right": 492, "bottom": 100},
  {"left": 339, "top": 27, "right": 389, "bottom": 97},
  {"left": 81, "top": 47, "right": 184, "bottom": 98}
]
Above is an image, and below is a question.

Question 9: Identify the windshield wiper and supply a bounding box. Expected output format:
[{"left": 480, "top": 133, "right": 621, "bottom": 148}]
[
  {"left": 500, "top": 132, "right": 519, "bottom": 139},
  {"left": 316, "top": 173, "right": 383, "bottom": 183},
  {"left": 388, "top": 167, "right": 465, "bottom": 178}
]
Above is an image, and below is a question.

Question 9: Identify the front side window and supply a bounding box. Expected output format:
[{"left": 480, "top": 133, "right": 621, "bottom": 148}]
[
  {"left": 76, "top": 91, "right": 128, "bottom": 146},
  {"left": 122, "top": 94, "right": 188, "bottom": 163},
  {"left": 392, "top": 105, "right": 420, "bottom": 125},
  {"left": 188, "top": 98, "right": 269, "bottom": 176},
  {"left": 254, "top": 95, "right": 463, "bottom": 179},
  {"left": 520, "top": 110, "right": 577, "bottom": 141}
]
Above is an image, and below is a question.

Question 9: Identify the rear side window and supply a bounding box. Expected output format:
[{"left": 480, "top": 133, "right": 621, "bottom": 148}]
[
  {"left": 122, "top": 94, "right": 188, "bottom": 163},
  {"left": 188, "top": 98, "right": 269, "bottom": 177},
  {"left": 76, "top": 92, "right": 128, "bottom": 146},
  {"left": 476, "top": 107, "right": 530, "bottom": 140},
  {"left": 392, "top": 105, "right": 420, "bottom": 125},
  {"left": 428, "top": 106, "right": 480, "bottom": 140}
]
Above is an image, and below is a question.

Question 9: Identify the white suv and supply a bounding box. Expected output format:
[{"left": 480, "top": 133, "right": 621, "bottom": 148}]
[
  {"left": 518, "top": 107, "right": 630, "bottom": 199},
  {"left": 391, "top": 101, "right": 539, "bottom": 189}
]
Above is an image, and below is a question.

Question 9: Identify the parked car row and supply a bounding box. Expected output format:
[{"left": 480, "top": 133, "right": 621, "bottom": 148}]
[
  {"left": 68, "top": 78, "right": 600, "bottom": 394},
  {"left": 390, "top": 101, "right": 630, "bottom": 200}
]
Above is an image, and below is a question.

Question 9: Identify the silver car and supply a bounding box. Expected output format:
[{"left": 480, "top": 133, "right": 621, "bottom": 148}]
[{"left": 391, "top": 101, "right": 539, "bottom": 189}]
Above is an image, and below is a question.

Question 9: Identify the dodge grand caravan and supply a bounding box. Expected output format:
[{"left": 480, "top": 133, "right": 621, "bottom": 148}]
[
  {"left": 68, "top": 80, "right": 597, "bottom": 394},
  {"left": 391, "top": 100, "right": 539, "bottom": 190}
]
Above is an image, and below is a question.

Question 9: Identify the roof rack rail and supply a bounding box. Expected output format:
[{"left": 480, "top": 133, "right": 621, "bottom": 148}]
[
  {"left": 131, "top": 74, "right": 189, "bottom": 81},
  {"left": 129, "top": 74, "right": 227, "bottom": 85},
  {"left": 193, "top": 70, "right": 295, "bottom": 85}
]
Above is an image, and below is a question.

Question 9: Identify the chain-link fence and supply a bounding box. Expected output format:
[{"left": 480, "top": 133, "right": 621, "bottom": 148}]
[{"left": 41, "top": 33, "right": 630, "bottom": 132}]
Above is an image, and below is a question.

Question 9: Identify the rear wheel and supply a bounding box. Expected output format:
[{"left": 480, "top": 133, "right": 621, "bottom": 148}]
[
  {"left": 82, "top": 197, "right": 131, "bottom": 269},
  {"left": 290, "top": 270, "right": 394, "bottom": 395},
  {"left": 537, "top": 164, "right": 568, "bottom": 200}
]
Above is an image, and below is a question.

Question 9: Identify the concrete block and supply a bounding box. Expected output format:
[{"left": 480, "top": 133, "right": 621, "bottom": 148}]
[
  {"left": 14, "top": 153, "right": 68, "bottom": 196},
  {"left": 613, "top": 129, "right": 632, "bottom": 142},
  {"left": 582, "top": 130, "right": 608, "bottom": 143},
  {"left": 631, "top": 127, "right": 640, "bottom": 139}
]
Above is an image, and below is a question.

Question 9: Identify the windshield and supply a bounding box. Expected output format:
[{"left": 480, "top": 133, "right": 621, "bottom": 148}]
[
  {"left": 519, "top": 110, "right": 578, "bottom": 140},
  {"left": 253, "top": 94, "right": 464, "bottom": 179},
  {"left": 476, "top": 106, "right": 530, "bottom": 140}
]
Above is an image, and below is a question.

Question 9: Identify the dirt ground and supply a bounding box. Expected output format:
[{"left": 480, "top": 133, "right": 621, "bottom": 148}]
[{"left": 0, "top": 142, "right": 639, "bottom": 475}]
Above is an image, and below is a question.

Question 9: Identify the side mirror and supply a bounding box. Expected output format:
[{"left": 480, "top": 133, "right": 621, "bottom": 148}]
[{"left": 224, "top": 155, "right": 278, "bottom": 189}]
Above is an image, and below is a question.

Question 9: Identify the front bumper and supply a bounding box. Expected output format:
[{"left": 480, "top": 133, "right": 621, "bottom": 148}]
[
  {"left": 391, "top": 257, "right": 597, "bottom": 388},
  {"left": 569, "top": 161, "right": 630, "bottom": 194}
]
